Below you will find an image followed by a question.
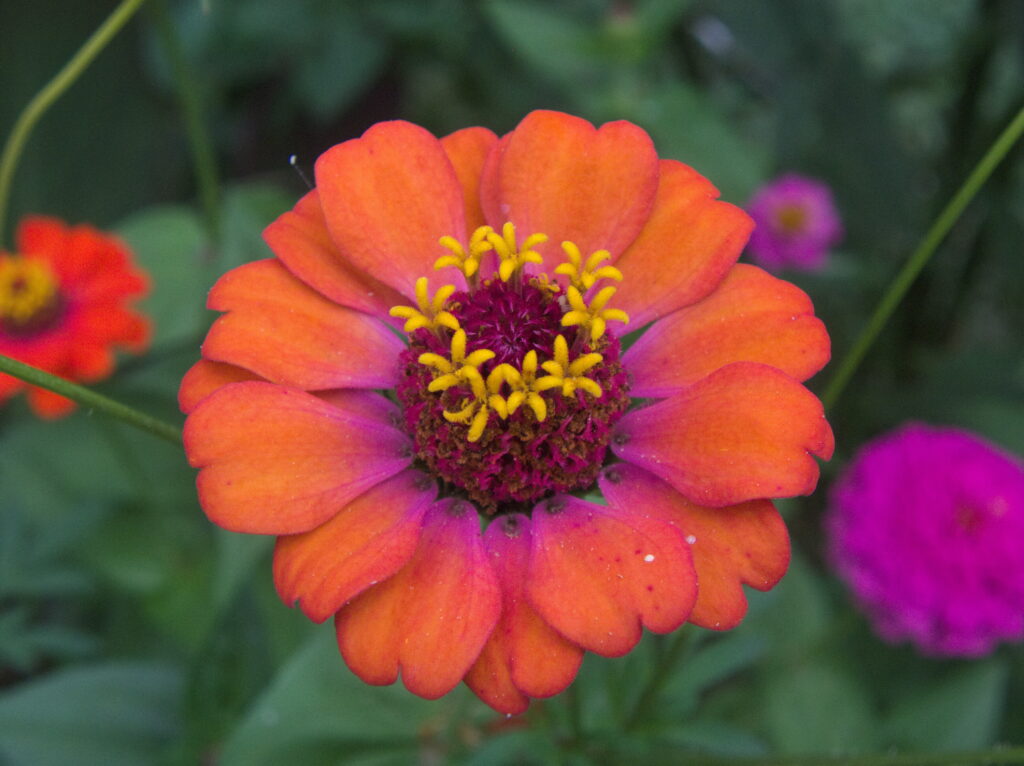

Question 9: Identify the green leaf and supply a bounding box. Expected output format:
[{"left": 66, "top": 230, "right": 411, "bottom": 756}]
[
  {"left": 484, "top": 0, "right": 605, "bottom": 88},
  {"left": 218, "top": 182, "right": 299, "bottom": 271},
  {"left": 218, "top": 631, "right": 458, "bottom": 765},
  {"left": 0, "top": 662, "right": 183, "bottom": 766},
  {"left": 293, "top": 8, "right": 390, "bottom": 123},
  {"left": 0, "top": 608, "right": 98, "bottom": 673},
  {"left": 620, "top": 84, "right": 769, "bottom": 202},
  {"left": 743, "top": 549, "right": 832, "bottom": 655},
  {"left": 211, "top": 529, "right": 275, "bottom": 618},
  {"left": 0, "top": 502, "right": 96, "bottom": 599},
  {"left": 762, "top": 655, "right": 879, "bottom": 756},
  {"left": 649, "top": 718, "right": 768, "bottom": 758},
  {"left": 661, "top": 631, "right": 766, "bottom": 715},
  {"left": 116, "top": 205, "right": 210, "bottom": 347},
  {"left": 882, "top": 658, "right": 1009, "bottom": 752}
]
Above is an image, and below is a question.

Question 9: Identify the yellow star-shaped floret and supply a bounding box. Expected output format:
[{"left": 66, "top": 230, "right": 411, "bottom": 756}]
[
  {"left": 561, "top": 285, "right": 629, "bottom": 342},
  {"left": 389, "top": 277, "right": 460, "bottom": 333},
  {"left": 435, "top": 225, "right": 495, "bottom": 279},
  {"left": 487, "top": 222, "right": 547, "bottom": 282},
  {"left": 536, "top": 334, "right": 603, "bottom": 399},
  {"left": 554, "top": 241, "right": 623, "bottom": 292},
  {"left": 494, "top": 350, "right": 549, "bottom": 422}
]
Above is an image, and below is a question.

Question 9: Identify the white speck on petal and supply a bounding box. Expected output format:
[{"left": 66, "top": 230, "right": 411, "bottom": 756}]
[
  {"left": 685, "top": 535, "right": 697, "bottom": 545},
  {"left": 643, "top": 554, "right": 655, "bottom": 562}
]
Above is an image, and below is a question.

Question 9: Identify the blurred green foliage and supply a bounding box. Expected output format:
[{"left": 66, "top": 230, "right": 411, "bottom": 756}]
[{"left": 1, "top": 0, "right": 1023, "bottom": 763}]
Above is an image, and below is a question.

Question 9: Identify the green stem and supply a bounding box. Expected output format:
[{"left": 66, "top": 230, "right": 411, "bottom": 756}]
[
  {"left": 822, "top": 103, "right": 1024, "bottom": 411},
  {"left": 0, "top": 353, "right": 182, "bottom": 445},
  {"left": 705, "top": 748, "right": 1024, "bottom": 766},
  {"left": 151, "top": 0, "right": 221, "bottom": 245},
  {"left": 624, "top": 629, "right": 692, "bottom": 731},
  {"left": 0, "top": 0, "right": 150, "bottom": 246}
]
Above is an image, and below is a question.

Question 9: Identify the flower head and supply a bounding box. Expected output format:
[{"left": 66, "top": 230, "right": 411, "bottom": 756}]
[
  {"left": 180, "top": 111, "right": 834, "bottom": 714},
  {"left": 746, "top": 173, "right": 843, "bottom": 271},
  {"left": 827, "top": 423, "right": 1024, "bottom": 657},
  {"left": 0, "top": 216, "right": 149, "bottom": 417}
]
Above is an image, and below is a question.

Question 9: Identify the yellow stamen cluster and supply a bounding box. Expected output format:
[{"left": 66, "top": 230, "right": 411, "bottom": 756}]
[
  {"left": 397, "top": 223, "right": 637, "bottom": 444},
  {"left": 389, "top": 277, "right": 459, "bottom": 333},
  {"left": 536, "top": 334, "right": 603, "bottom": 398},
  {"left": 493, "top": 351, "right": 548, "bottom": 422},
  {"left": 487, "top": 222, "right": 547, "bottom": 282},
  {"left": 555, "top": 242, "right": 623, "bottom": 291},
  {"left": 418, "top": 334, "right": 604, "bottom": 442},
  {"left": 562, "top": 285, "right": 629, "bottom": 343},
  {"left": 419, "top": 329, "right": 494, "bottom": 392},
  {"left": 436, "top": 226, "right": 494, "bottom": 279},
  {"left": 420, "top": 330, "right": 502, "bottom": 442},
  {"left": 0, "top": 256, "right": 58, "bottom": 325}
]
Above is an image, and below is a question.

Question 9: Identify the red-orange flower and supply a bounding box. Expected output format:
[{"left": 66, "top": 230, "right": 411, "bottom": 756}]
[
  {"left": 0, "top": 216, "right": 150, "bottom": 417},
  {"left": 180, "top": 111, "right": 833, "bottom": 714}
]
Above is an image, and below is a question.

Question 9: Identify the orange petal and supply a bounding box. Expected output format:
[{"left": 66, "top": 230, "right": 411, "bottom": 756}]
[
  {"left": 68, "top": 343, "right": 114, "bottom": 382},
  {"left": 465, "top": 515, "right": 583, "bottom": 713},
  {"left": 600, "top": 463, "right": 790, "bottom": 630},
  {"left": 273, "top": 469, "right": 436, "bottom": 622},
  {"left": 15, "top": 216, "right": 65, "bottom": 257},
  {"left": 264, "top": 189, "right": 405, "bottom": 322},
  {"left": 184, "top": 381, "right": 412, "bottom": 534},
  {"left": 74, "top": 304, "right": 150, "bottom": 351},
  {"left": 27, "top": 386, "right": 76, "bottom": 419},
  {"left": 613, "top": 362, "right": 834, "bottom": 507},
  {"left": 481, "top": 110, "right": 659, "bottom": 274},
  {"left": 335, "top": 499, "right": 501, "bottom": 699},
  {"left": 625, "top": 263, "right": 830, "bottom": 397},
  {"left": 0, "top": 371, "right": 25, "bottom": 401},
  {"left": 178, "top": 360, "right": 264, "bottom": 414},
  {"left": 463, "top": 628, "right": 530, "bottom": 716},
  {"left": 313, "top": 388, "right": 402, "bottom": 425},
  {"left": 527, "top": 496, "right": 695, "bottom": 657},
  {"left": 441, "top": 127, "right": 498, "bottom": 233},
  {"left": 613, "top": 160, "right": 753, "bottom": 328},
  {"left": 315, "top": 121, "right": 467, "bottom": 298},
  {"left": 203, "top": 259, "right": 404, "bottom": 390}
]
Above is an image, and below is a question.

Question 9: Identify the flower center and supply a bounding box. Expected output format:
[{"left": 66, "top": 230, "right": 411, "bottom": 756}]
[
  {"left": 773, "top": 203, "right": 809, "bottom": 236},
  {"left": 391, "top": 223, "right": 632, "bottom": 515},
  {"left": 0, "top": 255, "right": 62, "bottom": 337}
]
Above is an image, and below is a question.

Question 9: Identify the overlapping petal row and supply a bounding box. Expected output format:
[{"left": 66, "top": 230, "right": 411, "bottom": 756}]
[
  {"left": 0, "top": 217, "right": 150, "bottom": 417},
  {"left": 180, "top": 110, "right": 833, "bottom": 714}
]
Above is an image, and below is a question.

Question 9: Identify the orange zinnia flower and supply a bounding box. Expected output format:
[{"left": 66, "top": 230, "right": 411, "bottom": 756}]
[
  {"left": 0, "top": 216, "right": 150, "bottom": 417},
  {"left": 180, "top": 111, "right": 833, "bottom": 714}
]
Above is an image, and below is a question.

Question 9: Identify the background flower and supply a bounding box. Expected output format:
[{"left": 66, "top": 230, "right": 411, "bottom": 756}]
[
  {"left": 0, "top": 216, "right": 149, "bottom": 417},
  {"left": 827, "top": 423, "right": 1024, "bottom": 656},
  {"left": 746, "top": 174, "right": 843, "bottom": 272}
]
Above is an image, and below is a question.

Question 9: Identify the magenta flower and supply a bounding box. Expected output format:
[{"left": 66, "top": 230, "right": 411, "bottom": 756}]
[
  {"left": 746, "top": 174, "right": 842, "bottom": 271},
  {"left": 827, "top": 423, "right": 1024, "bottom": 657}
]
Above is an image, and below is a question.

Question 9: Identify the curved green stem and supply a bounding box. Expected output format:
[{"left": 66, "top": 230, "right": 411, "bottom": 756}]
[
  {"left": 624, "top": 629, "right": 693, "bottom": 731},
  {"left": 0, "top": 0, "right": 149, "bottom": 246},
  {"left": 822, "top": 103, "right": 1024, "bottom": 411},
  {"left": 705, "top": 748, "right": 1024, "bottom": 766},
  {"left": 0, "top": 353, "right": 182, "bottom": 445},
  {"left": 151, "top": 0, "right": 221, "bottom": 245}
]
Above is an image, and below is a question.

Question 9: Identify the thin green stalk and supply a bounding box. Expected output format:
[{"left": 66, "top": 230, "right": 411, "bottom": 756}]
[
  {"left": 624, "top": 629, "right": 692, "bottom": 731},
  {"left": 0, "top": 0, "right": 150, "bottom": 245},
  {"left": 151, "top": 0, "right": 221, "bottom": 245},
  {"left": 703, "top": 748, "right": 1024, "bottom": 766},
  {"left": 822, "top": 104, "right": 1024, "bottom": 411},
  {"left": 0, "top": 353, "right": 181, "bottom": 445}
]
